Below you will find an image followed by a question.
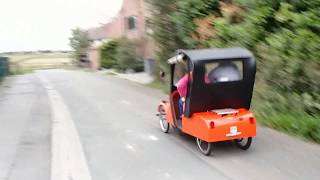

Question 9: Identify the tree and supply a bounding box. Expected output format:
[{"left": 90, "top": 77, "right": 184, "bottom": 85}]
[
  {"left": 115, "top": 38, "right": 143, "bottom": 72},
  {"left": 99, "top": 37, "right": 144, "bottom": 72},
  {"left": 100, "top": 40, "right": 119, "bottom": 68},
  {"left": 147, "top": 0, "right": 221, "bottom": 72},
  {"left": 69, "top": 28, "right": 90, "bottom": 61}
]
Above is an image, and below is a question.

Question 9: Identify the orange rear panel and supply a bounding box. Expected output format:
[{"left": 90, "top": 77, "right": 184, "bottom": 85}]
[{"left": 182, "top": 109, "right": 256, "bottom": 142}]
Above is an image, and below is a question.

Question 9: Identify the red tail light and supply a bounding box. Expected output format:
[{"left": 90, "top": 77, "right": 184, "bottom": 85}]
[
  {"left": 249, "top": 117, "right": 255, "bottom": 124},
  {"left": 209, "top": 121, "right": 215, "bottom": 129}
]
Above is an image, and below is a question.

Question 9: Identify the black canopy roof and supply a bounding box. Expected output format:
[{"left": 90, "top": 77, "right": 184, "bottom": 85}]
[{"left": 179, "top": 47, "right": 254, "bottom": 62}]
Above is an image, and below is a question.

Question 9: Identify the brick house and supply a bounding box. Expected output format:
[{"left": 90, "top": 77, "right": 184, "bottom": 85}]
[{"left": 87, "top": 0, "right": 155, "bottom": 71}]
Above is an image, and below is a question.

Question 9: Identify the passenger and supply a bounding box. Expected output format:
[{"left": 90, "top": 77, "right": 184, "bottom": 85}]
[
  {"left": 177, "top": 70, "right": 192, "bottom": 118},
  {"left": 208, "top": 62, "right": 241, "bottom": 83}
]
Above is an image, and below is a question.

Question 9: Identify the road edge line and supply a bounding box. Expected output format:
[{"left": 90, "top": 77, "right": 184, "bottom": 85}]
[{"left": 36, "top": 73, "right": 92, "bottom": 180}]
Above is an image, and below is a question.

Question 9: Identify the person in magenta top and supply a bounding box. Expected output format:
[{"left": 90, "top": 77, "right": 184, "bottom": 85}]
[
  {"left": 177, "top": 73, "right": 190, "bottom": 118},
  {"left": 177, "top": 74, "right": 188, "bottom": 98}
]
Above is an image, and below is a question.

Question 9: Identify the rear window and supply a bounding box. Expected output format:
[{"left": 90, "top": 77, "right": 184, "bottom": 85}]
[{"left": 204, "top": 60, "right": 243, "bottom": 84}]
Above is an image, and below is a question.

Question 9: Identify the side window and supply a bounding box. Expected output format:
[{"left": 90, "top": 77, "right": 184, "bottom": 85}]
[
  {"left": 204, "top": 60, "right": 243, "bottom": 84},
  {"left": 128, "top": 16, "right": 137, "bottom": 30}
]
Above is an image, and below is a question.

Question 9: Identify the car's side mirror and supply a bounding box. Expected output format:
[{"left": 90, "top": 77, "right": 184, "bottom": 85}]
[{"left": 160, "top": 71, "right": 165, "bottom": 79}]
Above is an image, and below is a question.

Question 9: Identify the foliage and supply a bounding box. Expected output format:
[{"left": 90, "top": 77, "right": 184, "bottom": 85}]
[
  {"left": 69, "top": 28, "right": 90, "bottom": 61},
  {"left": 146, "top": 0, "right": 182, "bottom": 72},
  {"left": 100, "top": 38, "right": 144, "bottom": 72},
  {"left": 148, "top": 0, "right": 320, "bottom": 142},
  {"left": 147, "top": 0, "right": 221, "bottom": 72},
  {"left": 115, "top": 38, "right": 143, "bottom": 72},
  {"left": 100, "top": 40, "right": 119, "bottom": 68},
  {"left": 209, "top": 1, "right": 320, "bottom": 117},
  {"left": 147, "top": 78, "right": 170, "bottom": 94},
  {"left": 260, "top": 114, "right": 320, "bottom": 143}
]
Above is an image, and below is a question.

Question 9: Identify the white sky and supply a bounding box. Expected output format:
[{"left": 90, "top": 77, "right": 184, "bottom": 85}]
[{"left": 0, "top": 0, "right": 123, "bottom": 52}]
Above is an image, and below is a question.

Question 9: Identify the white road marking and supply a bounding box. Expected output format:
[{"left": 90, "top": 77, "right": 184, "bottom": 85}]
[
  {"left": 124, "top": 130, "right": 159, "bottom": 142},
  {"left": 125, "top": 129, "right": 133, "bottom": 134},
  {"left": 272, "top": 167, "right": 282, "bottom": 174},
  {"left": 147, "top": 135, "right": 159, "bottom": 141},
  {"left": 120, "top": 100, "right": 131, "bottom": 105},
  {"left": 163, "top": 172, "right": 172, "bottom": 179},
  {"left": 125, "top": 144, "right": 136, "bottom": 152},
  {"left": 37, "top": 73, "right": 92, "bottom": 180}
]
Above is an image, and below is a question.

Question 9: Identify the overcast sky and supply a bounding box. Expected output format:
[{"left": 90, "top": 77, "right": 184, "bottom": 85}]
[{"left": 0, "top": 0, "right": 123, "bottom": 52}]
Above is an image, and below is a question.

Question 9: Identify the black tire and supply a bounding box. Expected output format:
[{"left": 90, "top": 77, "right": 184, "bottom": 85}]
[
  {"left": 196, "top": 138, "right": 212, "bottom": 156},
  {"left": 159, "top": 106, "right": 170, "bottom": 133},
  {"left": 233, "top": 137, "right": 252, "bottom": 150}
]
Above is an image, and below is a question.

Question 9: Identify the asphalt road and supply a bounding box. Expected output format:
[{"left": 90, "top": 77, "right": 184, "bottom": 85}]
[{"left": 0, "top": 69, "right": 320, "bottom": 180}]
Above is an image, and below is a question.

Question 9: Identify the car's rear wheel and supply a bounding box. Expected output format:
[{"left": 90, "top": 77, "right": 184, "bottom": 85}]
[
  {"left": 233, "top": 137, "right": 252, "bottom": 150},
  {"left": 196, "top": 138, "right": 212, "bottom": 156},
  {"left": 159, "top": 106, "right": 170, "bottom": 133}
]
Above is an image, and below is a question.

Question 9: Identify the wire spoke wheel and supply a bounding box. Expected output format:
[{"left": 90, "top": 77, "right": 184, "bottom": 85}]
[
  {"left": 233, "top": 137, "right": 252, "bottom": 150},
  {"left": 159, "top": 107, "right": 170, "bottom": 133},
  {"left": 196, "top": 138, "right": 212, "bottom": 156}
]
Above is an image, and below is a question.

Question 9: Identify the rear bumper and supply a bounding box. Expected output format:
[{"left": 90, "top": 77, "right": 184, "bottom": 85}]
[
  {"left": 207, "top": 119, "right": 256, "bottom": 142},
  {"left": 182, "top": 111, "right": 256, "bottom": 142}
]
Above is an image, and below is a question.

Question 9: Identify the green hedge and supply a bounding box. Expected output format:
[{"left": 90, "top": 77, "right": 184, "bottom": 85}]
[
  {"left": 100, "top": 40, "right": 118, "bottom": 68},
  {"left": 100, "top": 38, "right": 144, "bottom": 72}
]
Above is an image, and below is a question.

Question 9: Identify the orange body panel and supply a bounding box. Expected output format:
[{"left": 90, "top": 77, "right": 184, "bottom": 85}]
[
  {"left": 159, "top": 102, "right": 175, "bottom": 126},
  {"left": 182, "top": 109, "right": 256, "bottom": 142},
  {"left": 159, "top": 103, "right": 256, "bottom": 143}
]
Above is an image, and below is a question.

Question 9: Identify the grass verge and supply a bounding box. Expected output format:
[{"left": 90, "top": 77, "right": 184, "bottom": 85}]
[
  {"left": 259, "top": 114, "right": 320, "bottom": 143},
  {"left": 146, "top": 79, "right": 169, "bottom": 94}
]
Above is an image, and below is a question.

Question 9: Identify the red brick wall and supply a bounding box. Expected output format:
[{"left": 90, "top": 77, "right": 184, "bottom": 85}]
[
  {"left": 107, "top": 0, "right": 147, "bottom": 39},
  {"left": 88, "top": 48, "right": 100, "bottom": 70},
  {"left": 105, "top": 0, "right": 155, "bottom": 59}
]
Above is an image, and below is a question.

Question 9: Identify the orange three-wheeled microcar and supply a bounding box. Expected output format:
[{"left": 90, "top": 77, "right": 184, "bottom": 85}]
[{"left": 157, "top": 48, "right": 257, "bottom": 155}]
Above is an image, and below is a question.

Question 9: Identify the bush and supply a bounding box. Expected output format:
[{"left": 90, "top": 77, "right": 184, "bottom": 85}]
[
  {"left": 115, "top": 38, "right": 141, "bottom": 71},
  {"left": 100, "top": 40, "right": 119, "bottom": 68},
  {"left": 100, "top": 37, "right": 144, "bottom": 72},
  {"left": 209, "top": 1, "right": 320, "bottom": 142},
  {"left": 131, "top": 62, "right": 144, "bottom": 72}
]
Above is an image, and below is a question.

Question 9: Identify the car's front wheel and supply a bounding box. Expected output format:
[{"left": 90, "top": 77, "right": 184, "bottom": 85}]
[{"left": 159, "top": 106, "right": 170, "bottom": 133}]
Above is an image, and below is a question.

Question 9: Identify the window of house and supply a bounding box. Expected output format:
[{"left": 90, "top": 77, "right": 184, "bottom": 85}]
[{"left": 128, "top": 16, "right": 137, "bottom": 30}]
